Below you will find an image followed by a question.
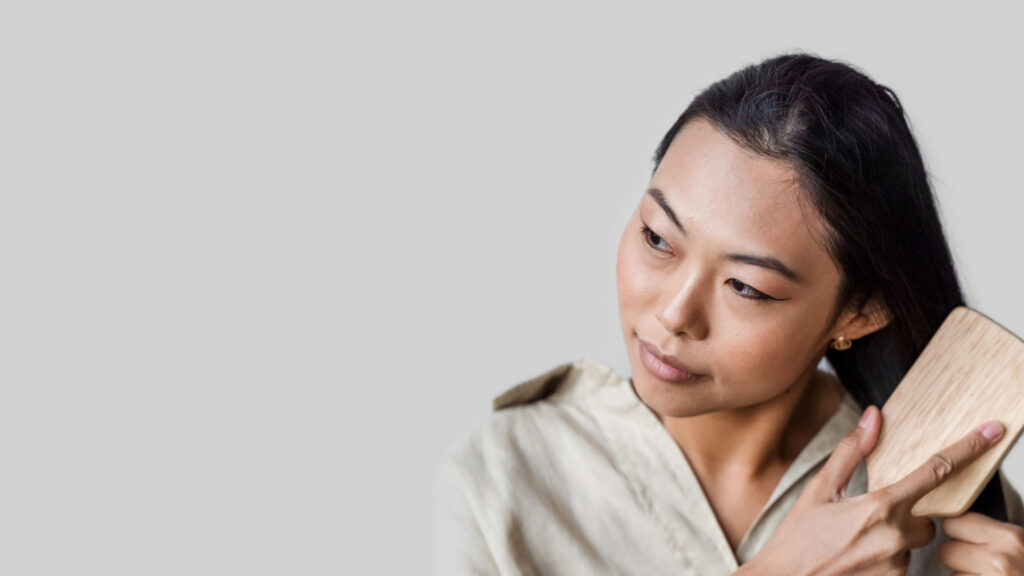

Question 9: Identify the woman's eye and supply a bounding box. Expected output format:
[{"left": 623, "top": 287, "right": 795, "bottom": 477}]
[
  {"left": 729, "top": 279, "right": 773, "bottom": 301},
  {"left": 640, "top": 222, "right": 779, "bottom": 302},
  {"left": 640, "top": 224, "right": 670, "bottom": 252}
]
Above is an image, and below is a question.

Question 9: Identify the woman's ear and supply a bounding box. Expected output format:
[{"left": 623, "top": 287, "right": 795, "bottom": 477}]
[{"left": 831, "top": 296, "right": 892, "bottom": 342}]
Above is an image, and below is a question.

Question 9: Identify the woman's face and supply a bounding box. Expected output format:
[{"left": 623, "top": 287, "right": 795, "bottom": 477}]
[{"left": 617, "top": 118, "right": 849, "bottom": 419}]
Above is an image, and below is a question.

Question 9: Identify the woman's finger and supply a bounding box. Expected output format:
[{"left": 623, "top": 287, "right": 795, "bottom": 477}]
[
  {"left": 881, "top": 421, "right": 1003, "bottom": 509},
  {"left": 811, "top": 405, "right": 880, "bottom": 501},
  {"left": 942, "top": 511, "right": 1014, "bottom": 545},
  {"left": 938, "top": 539, "right": 994, "bottom": 574},
  {"left": 906, "top": 515, "right": 937, "bottom": 550}
]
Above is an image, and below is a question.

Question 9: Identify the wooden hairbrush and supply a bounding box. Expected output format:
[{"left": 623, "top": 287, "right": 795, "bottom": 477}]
[{"left": 865, "top": 306, "right": 1024, "bottom": 516}]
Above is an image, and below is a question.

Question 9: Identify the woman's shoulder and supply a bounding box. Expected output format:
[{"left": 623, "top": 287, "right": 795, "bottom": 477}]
[
  {"left": 435, "top": 356, "right": 625, "bottom": 484},
  {"left": 433, "top": 357, "right": 671, "bottom": 575},
  {"left": 490, "top": 359, "right": 577, "bottom": 411},
  {"left": 490, "top": 355, "right": 626, "bottom": 411}
]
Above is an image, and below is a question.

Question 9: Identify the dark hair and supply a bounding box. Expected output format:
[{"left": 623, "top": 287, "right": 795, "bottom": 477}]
[{"left": 653, "top": 51, "right": 1006, "bottom": 521}]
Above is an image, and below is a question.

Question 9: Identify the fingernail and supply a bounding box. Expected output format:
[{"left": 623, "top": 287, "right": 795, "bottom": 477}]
[
  {"left": 980, "top": 422, "right": 1004, "bottom": 442},
  {"left": 858, "top": 406, "right": 874, "bottom": 430}
]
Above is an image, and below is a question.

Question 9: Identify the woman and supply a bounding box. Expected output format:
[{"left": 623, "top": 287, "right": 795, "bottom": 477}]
[{"left": 434, "top": 52, "right": 1024, "bottom": 575}]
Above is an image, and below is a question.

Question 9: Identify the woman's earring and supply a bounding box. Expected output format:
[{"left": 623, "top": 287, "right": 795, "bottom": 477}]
[{"left": 830, "top": 336, "right": 852, "bottom": 351}]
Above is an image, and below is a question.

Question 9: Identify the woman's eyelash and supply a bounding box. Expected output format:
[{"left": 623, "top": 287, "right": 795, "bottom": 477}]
[
  {"left": 640, "top": 224, "right": 669, "bottom": 252},
  {"left": 641, "top": 222, "right": 778, "bottom": 302},
  {"left": 728, "top": 279, "right": 774, "bottom": 301}
]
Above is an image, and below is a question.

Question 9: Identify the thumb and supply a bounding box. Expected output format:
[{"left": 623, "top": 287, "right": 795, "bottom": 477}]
[{"left": 811, "top": 405, "right": 881, "bottom": 502}]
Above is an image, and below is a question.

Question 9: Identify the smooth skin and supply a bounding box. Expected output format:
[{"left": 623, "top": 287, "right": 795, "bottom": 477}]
[{"left": 615, "top": 118, "right": 1023, "bottom": 573}]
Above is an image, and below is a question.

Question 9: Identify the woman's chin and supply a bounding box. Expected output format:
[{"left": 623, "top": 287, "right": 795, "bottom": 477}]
[{"left": 629, "top": 373, "right": 714, "bottom": 420}]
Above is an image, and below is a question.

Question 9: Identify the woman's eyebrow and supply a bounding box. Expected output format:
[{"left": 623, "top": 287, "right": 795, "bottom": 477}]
[
  {"left": 647, "top": 188, "right": 687, "bottom": 235},
  {"left": 728, "top": 253, "right": 802, "bottom": 284},
  {"left": 645, "top": 187, "right": 804, "bottom": 284}
]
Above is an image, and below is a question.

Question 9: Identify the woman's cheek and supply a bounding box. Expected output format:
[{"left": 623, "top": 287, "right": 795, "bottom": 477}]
[
  {"left": 617, "top": 243, "right": 659, "bottom": 311},
  {"left": 615, "top": 232, "right": 636, "bottom": 301},
  {"left": 724, "top": 341, "right": 767, "bottom": 381},
  {"left": 721, "top": 327, "right": 791, "bottom": 382}
]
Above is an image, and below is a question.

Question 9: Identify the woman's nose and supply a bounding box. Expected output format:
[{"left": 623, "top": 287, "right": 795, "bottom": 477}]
[{"left": 658, "top": 275, "right": 709, "bottom": 340}]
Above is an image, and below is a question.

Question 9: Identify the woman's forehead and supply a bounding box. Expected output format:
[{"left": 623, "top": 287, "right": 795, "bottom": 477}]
[
  {"left": 648, "top": 119, "right": 837, "bottom": 278},
  {"left": 653, "top": 119, "right": 800, "bottom": 204}
]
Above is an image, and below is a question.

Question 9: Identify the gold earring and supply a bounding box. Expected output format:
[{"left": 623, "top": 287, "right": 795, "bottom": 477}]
[{"left": 830, "top": 336, "right": 852, "bottom": 351}]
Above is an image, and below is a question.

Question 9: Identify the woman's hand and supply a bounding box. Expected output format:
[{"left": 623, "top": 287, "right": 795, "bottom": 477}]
[
  {"left": 737, "top": 405, "right": 1006, "bottom": 576},
  {"left": 938, "top": 511, "right": 1024, "bottom": 575}
]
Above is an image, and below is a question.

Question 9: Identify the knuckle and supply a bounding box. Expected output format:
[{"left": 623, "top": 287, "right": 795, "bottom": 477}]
[
  {"left": 988, "top": 554, "right": 1011, "bottom": 575},
  {"left": 827, "top": 483, "right": 847, "bottom": 503},
  {"left": 837, "top": 434, "right": 861, "bottom": 453},
  {"left": 966, "top": 433, "right": 986, "bottom": 455},
  {"left": 927, "top": 453, "right": 956, "bottom": 482},
  {"left": 888, "top": 528, "right": 910, "bottom": 553},
  {"left": 1003, "top": 524, "right": 1024, "bottom": 549},
  {"left": 870, "top": 490, "right": 898, "bottom": 521}
]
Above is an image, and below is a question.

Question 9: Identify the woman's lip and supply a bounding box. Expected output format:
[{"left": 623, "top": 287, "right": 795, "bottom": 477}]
[{"left": 638, "top": 338, "right": 706, "bottom": 383}]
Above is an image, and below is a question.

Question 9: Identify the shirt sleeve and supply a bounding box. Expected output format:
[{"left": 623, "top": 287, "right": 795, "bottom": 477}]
[
  {"left": 433, "top": 442, "right": 501, "bottom": 576},
  {"left": 999, "top": 469, "right": 1024, "bottom": 528}
]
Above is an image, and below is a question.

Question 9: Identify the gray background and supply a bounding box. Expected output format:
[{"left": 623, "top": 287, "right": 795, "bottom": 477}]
[{"left": 2, "top": 1, "right": 1022, "bottom": 574}]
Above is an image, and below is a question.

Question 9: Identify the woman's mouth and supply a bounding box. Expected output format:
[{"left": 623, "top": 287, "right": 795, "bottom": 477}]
[{"left": 638, "top": 338, "right": 706, "bottom": 384}]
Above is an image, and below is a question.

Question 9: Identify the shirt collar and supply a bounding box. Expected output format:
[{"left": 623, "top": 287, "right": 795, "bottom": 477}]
[{"left": 575, "top": 356, "right": 864, "bottom": 569}]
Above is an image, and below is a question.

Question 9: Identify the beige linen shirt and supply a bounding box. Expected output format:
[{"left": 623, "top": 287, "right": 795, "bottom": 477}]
[{"left": 434, "top": 356, "right": 1024, "bottom": 575}]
